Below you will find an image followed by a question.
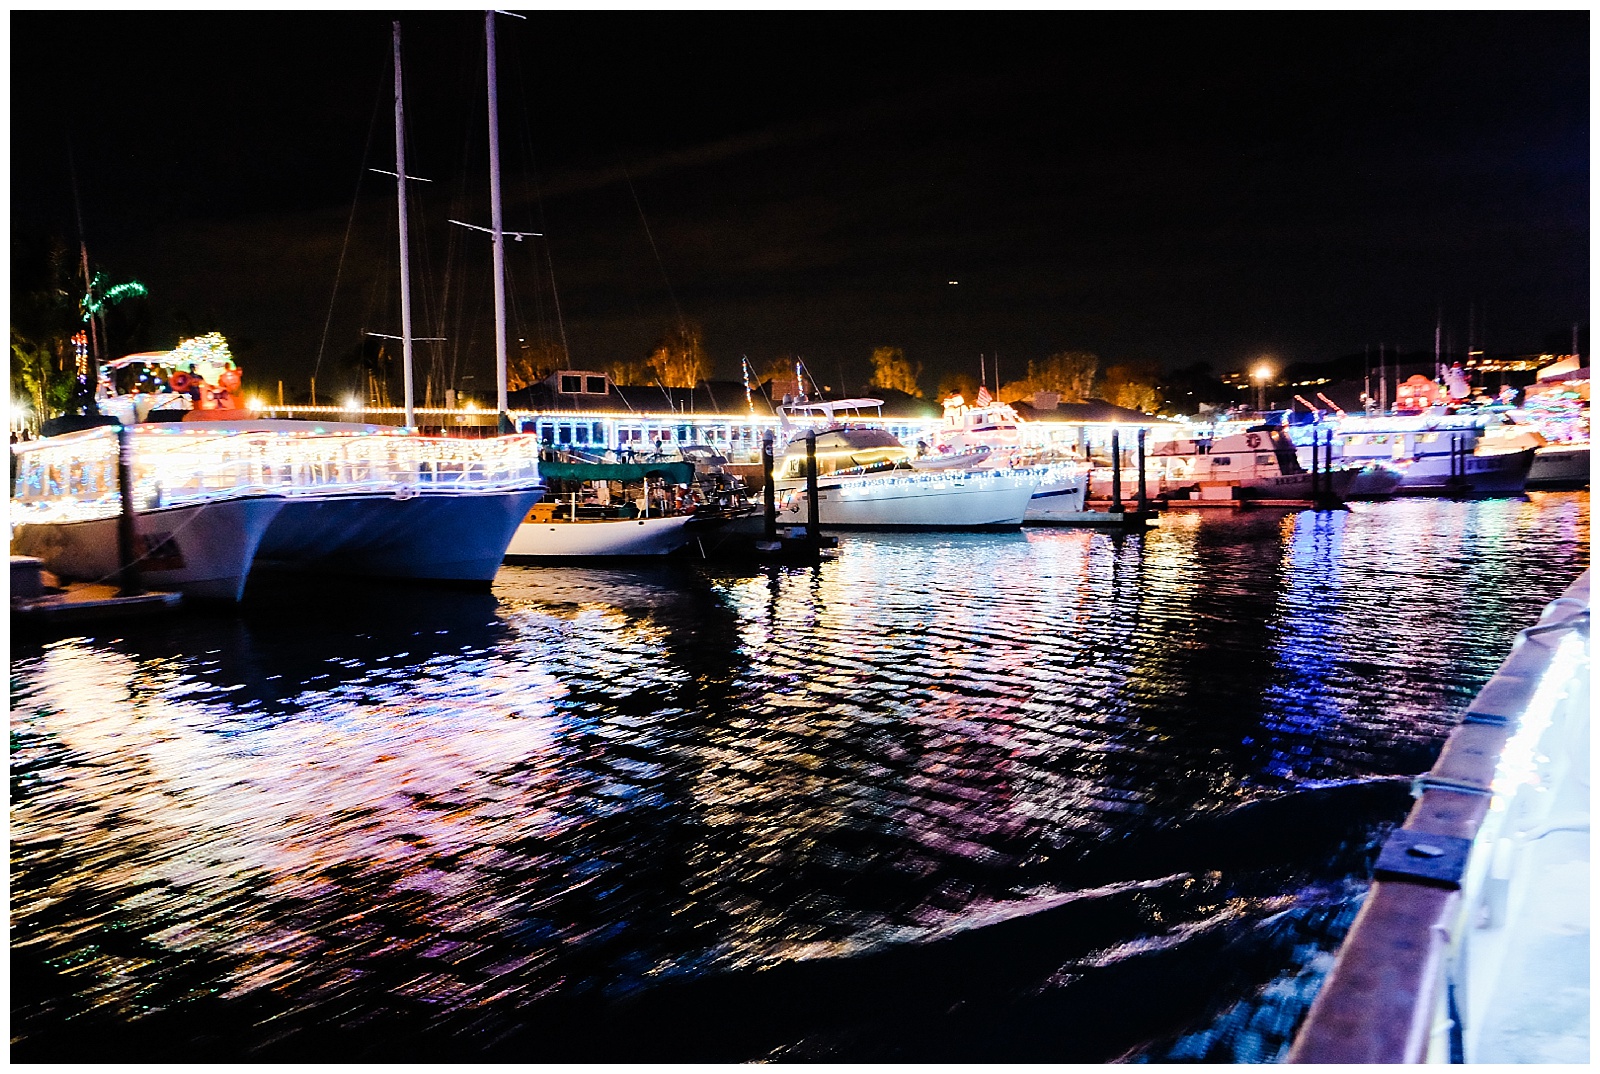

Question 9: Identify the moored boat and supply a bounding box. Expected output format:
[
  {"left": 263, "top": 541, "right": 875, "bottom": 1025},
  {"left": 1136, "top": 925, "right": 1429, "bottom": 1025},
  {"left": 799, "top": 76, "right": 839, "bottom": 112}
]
[
  {"left": 192, "top": 421, "right": 545, "bottom": 584},
  {"left": 1527, "top": 442, "right": 1591, "bottom": 488},
  {"left": 1157, "top": 424, "right": 1360, "bottom": 502},
  {"left": 504, "top": 458, "right": 702, "bottom": 560},
  {"left": 1334, "top": 416, "right": 1534, "bottom": 495},
  {"left": 773, "top": 402, "right": 1037, "bottom": 529},
  {"left": 923, "top": 395, "right": 1089, "bottom": 518}
]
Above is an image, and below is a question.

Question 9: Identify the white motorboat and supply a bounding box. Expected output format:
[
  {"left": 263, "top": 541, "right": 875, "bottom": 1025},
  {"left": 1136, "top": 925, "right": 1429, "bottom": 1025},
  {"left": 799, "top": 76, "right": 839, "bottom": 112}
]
[
  {"left": 507, "top": 510, "right": 695, "bottom": 559},
  {"left": 10, "top": 425, "right": 285, "bottom": 602},
  {"left": 774, "top": 401, "right": 1037, "bottom": 529},
  {"left": 920, "top": 395, "right": 1088, "bottom": 517},
  {"left": 1476, "top": 419, "right": 1590, "bottom": 489},
  {"left": 1335, "top": 416, "right": 1534, "bottom": 495},
  {"left": 504, "top": 458, "right": 700, "bottom": 560},
  {"left": 1156, "top": 424, "right": 1360, "bottom": 502},
  {"left": 1527, "top": 442, "right": 1591, "bottom": 488}
]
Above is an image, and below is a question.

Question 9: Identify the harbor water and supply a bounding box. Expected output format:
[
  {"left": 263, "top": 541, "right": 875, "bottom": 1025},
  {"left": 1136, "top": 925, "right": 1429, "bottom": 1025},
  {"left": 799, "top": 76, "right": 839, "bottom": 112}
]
[{"left": 10, "top": 492, "right": 1590, "bottom": 1062}]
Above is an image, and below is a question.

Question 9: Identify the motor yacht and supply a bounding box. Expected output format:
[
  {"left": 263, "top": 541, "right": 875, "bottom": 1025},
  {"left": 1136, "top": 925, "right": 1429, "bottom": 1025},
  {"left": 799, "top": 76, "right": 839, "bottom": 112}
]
[
  {"left": 1333, "top": 416, "right": 1534, "bottom": 495},
  {"left": 774, "top": 400, "right": 1037, "bottom": 529}
]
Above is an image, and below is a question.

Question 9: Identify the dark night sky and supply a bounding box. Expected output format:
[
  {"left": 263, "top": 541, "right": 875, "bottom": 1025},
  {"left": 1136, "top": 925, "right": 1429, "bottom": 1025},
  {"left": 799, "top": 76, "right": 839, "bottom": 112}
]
[{"left": 10, "top": 9, "right": 1589, "bottom": 400}]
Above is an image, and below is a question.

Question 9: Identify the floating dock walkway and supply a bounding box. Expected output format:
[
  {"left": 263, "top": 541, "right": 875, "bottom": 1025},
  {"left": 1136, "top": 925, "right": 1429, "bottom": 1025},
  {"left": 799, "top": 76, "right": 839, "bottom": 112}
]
[{"left": 1288, "top": 571, "right": 1590, "bottom": 1064}]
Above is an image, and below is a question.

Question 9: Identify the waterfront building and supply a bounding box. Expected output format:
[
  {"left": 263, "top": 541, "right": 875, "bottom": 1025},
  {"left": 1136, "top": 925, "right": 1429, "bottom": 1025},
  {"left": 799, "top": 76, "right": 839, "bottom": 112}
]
[{"left": 251, "top": 370, "right": 1171, "bottom": 466}]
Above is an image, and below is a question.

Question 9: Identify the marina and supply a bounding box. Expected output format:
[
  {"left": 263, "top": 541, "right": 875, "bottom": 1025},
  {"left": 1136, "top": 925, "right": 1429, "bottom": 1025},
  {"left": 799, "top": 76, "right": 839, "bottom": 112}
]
[
  {"left": 9, "top": 492, "right": 1589, "bottom": 1062},
  {"left": 10, "top": 10, "right": 1588, "bottom": 1066}
]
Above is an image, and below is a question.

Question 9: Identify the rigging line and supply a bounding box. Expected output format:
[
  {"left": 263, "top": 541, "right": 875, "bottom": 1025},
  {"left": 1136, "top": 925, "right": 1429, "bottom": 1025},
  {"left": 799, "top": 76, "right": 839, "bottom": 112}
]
[
  {"left": 315, "top": 57, "right": 389, "bottom": 391},
  {"left": 619, "top": 154, "right": 687, "bottom": 335},
  {"left": 506, "top": 42, "right": 572, "bottom": 367}
]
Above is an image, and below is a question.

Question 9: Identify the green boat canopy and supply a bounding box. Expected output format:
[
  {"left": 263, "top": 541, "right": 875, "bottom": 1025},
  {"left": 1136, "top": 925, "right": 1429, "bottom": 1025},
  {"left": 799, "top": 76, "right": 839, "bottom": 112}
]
[{"left": 539, "top": 460, "right": 697, "bottom": 484}]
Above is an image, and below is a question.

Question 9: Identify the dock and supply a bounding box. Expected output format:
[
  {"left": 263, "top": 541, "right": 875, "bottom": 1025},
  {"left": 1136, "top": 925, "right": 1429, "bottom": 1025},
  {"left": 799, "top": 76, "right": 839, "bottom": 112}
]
[
  {"left": 11, "top": 556, "right": 182, "bottom": 628},
  {"left": 1288, "top": 571, "right": 1591, "bottom": 1064},
  {"left": 1027, "top": 507, "right": 1160, "bottom": 527}
]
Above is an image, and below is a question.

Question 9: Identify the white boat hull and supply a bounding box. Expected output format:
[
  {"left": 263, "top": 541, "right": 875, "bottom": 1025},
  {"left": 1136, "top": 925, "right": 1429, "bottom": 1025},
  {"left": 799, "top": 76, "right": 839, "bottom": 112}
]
[
  {"left": 1527, "top": 444, "right": 1590, "bottom": 488},
  {"left": 776, "top": 469, "right": 1036, "bottom": 529},
  {"left": 1020, "top": 463, "right": 1088, "bottom": 519},
  {"left": 10, "top": 496, "right": 284, "bottom": 602},
  {"left": 253, "top": 488, "right": 543, "bottom": 583},
  {"left": 504, "top": 513, "right": 694, "bottom": 559}
]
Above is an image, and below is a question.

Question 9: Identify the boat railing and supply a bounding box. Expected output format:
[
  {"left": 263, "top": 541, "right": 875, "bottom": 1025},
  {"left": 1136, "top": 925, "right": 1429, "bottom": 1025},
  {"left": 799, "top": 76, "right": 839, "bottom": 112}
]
[{"left": 1287, "top": 571, "right": 1591, "bottom": 1064}]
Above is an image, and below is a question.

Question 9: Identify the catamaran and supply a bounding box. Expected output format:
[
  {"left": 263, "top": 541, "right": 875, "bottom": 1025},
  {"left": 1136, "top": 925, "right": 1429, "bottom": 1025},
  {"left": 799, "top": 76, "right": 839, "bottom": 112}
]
[{"left": 9, "top": 420, "right": 545, "bottom": 597}]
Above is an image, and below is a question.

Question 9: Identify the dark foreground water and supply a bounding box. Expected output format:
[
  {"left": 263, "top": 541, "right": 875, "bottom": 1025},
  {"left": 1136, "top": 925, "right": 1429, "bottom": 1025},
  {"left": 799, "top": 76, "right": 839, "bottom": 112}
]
[{"left": 10, "top": 492, "right": 1589, "bottom": 1063}]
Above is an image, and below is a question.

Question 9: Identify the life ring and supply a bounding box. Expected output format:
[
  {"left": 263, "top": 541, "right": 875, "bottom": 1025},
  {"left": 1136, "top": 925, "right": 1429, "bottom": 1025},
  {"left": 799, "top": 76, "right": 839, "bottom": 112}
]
[{"left": 168, "top": 371, "right": 194, "bottom": 393}]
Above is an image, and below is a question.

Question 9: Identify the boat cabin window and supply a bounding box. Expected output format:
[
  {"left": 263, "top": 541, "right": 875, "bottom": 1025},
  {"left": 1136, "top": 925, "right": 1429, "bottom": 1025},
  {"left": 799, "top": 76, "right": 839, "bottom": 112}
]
[
  {"left": 560, "top": 374, "right": 583, "bottom": 394},
  {"left": 1257, "top": 455, "right": 1273, "bottom": 466},
  {"left": 592, "top": 422, "right": 605, "bottom": 444},
  {"left": 1214, "top": 456, "right": 1231, "bottom": 466},
  {"left": 538, "top": 422, "right": 555, "bottom": 443},
  {"left": 557, "top": 423, "right": 572, "bottom": 444},
  {"left": 574, "top": 424, "right": 589, "bottom": 444},
  {"left": 585, "top": 376, "right": 608, "bottom": 395}
]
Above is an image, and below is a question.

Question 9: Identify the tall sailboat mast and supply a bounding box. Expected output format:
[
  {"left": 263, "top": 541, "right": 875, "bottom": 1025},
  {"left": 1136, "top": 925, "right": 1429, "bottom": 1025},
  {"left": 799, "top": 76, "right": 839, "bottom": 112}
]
[
  {"left": 394, "top": 21, "right": 417, "bottom": 429},
  {"left": 486, "top": 10, "right": 510, "bottom": 431},
  {"left": 450, "top": 10, "right": 535, "bottom": 430}
]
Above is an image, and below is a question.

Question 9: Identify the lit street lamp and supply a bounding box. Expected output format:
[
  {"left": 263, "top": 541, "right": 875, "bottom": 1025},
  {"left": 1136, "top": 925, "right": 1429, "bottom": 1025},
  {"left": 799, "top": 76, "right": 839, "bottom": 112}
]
[{"left": 1252, "top": 363, "right": 1273, "bottom": 412}]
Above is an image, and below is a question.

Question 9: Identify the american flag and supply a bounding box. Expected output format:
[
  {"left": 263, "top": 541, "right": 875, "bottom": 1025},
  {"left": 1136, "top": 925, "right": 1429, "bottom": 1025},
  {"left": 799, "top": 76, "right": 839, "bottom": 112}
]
[{"left": 976, "top": 384, "right": 993, "bottom": 407}]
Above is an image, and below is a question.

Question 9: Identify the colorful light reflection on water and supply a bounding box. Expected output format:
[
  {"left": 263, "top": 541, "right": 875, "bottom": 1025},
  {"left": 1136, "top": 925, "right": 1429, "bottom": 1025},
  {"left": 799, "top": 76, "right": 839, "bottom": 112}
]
[{"left": 10, "top": 492, "right": 1588, "bottom": 1062}]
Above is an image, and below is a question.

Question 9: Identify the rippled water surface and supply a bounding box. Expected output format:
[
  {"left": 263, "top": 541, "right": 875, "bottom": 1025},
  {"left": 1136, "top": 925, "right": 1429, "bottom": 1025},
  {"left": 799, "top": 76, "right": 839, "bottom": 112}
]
[{"left": 11, "top": 493, "right": 1589, "bottom": 1062}]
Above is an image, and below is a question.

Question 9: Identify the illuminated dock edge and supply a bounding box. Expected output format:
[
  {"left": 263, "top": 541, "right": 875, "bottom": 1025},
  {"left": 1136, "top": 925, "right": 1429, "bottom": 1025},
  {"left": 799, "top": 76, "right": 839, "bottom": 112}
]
[{"left": 1287, "top": 570, "right": 1590, "bottom": 1064}]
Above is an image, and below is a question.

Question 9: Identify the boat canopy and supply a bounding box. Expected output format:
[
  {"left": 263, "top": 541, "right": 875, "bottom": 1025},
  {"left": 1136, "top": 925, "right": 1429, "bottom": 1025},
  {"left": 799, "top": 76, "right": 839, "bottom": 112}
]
[{"left": 539, "top": 460, "right": 696, "bottom": 484}]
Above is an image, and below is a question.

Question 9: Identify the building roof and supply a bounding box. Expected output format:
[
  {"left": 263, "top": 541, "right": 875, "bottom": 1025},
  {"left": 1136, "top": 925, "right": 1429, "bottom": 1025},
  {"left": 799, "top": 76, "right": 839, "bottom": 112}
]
[{"left": 506, "top": 373, "right": 944, "bottom": 420}]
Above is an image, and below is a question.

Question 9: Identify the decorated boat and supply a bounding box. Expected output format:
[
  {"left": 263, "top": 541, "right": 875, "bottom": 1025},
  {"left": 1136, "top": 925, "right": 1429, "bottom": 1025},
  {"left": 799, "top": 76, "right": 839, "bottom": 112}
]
[
  {"left": 1156, "top": 424, "right": 1362, "bottom": 502},
  {"left": 773, "top": 400, "right": 1037, "bottom": 529},
  {"left": 1332, "top": 415, "right": 1534, "bottom": 495},
  {"left": 916, "top": 394, "right": 1088, "bottom": 518},
  {"left": 10, "top": 425, "right": 284, "bottom": 601}
]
